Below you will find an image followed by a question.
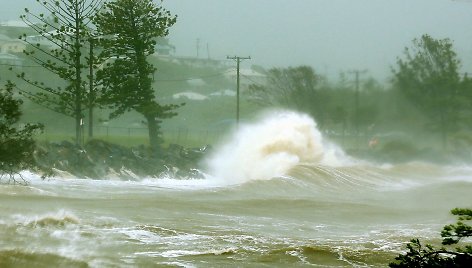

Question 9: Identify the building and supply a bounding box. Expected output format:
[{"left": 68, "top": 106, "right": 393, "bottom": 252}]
[
  {"left": 155, "top": 37, "right": 175, "bottom": 56},
  {"left": 23, "top": 31, "right": 60, "bottom": 50},
  {"left": 0, "top": 34, "right": 26, "bottom": 54},
  {"left": 0, "top": 52, "right": 23, "bottom": 68},
  {"left": 0, "top": 20, "right": 33, "bottom": 38}
]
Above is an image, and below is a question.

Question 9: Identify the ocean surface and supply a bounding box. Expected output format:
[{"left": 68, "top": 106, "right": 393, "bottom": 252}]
[{"left": 1, "top": 111, "right": 471, "bottom": 267}]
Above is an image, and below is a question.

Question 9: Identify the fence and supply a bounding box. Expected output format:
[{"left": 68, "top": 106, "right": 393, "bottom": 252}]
[
  {"left": 38, "top": 124, "right": 376, "bottom": 150},
  {"left": 38, "top": 125, "right": 227, "bottom": 147}
]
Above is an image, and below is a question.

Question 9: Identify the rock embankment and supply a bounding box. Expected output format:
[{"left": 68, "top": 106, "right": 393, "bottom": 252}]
[{"left": 34, "top": 140, "right": 210, "bottom": 180}]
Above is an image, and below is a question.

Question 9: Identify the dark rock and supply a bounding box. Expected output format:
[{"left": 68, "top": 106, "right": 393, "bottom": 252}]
[{"left": 33, "top": 140, "right": 209, "bottom": 180}]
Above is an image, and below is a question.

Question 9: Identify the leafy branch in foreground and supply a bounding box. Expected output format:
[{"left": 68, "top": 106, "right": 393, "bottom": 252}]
[
  {"left": 0, "top": 82, "right": 43, "bottom": 185},
  {"left": 390, "top": 208, "right": 472, "bottom": 267}
]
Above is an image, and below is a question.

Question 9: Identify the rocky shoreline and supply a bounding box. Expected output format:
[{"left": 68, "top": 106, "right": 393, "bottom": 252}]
[
  {"left": 33, "top": 140, "right": 211, "bottom": 180},
  {"left": 30, "top": 138, "right": 472, "bottom": 181}
]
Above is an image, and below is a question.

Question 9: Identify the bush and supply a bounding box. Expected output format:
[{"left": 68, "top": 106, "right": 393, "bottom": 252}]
[
  {"left": 390, "top": 208, "right": 472, "bottom": 267},
  {"left": 0, "top": 82, "right": 43, "bottom": 184}
]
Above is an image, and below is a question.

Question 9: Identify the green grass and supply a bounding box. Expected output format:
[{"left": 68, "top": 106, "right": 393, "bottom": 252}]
[
  {"left": 34, "top": 131, "right": 221, "bottom": 149},
  {"left": 89, "top": 135, "right": 150, "bottom": 147},
  {"left": 35, "top": 133, "right": 76, "bottom": 144}
]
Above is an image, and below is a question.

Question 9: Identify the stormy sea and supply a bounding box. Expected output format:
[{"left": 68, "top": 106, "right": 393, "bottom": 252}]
[{"left": 1, "top": 111, "right": 471, "bottom": 267}]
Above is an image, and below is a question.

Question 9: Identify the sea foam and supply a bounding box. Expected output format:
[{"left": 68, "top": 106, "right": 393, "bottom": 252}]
[{"left": 204, "top": 110, "right": 347, "bottom": 185}]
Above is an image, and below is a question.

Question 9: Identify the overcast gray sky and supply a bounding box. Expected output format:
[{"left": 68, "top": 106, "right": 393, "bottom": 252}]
[{"left": 1, "top": 0, "right": 472, "bottom": 80}]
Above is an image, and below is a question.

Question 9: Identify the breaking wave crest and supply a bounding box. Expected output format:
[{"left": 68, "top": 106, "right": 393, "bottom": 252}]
[{"left": 204, "top": 110, "right": 349, "bottom": 185}]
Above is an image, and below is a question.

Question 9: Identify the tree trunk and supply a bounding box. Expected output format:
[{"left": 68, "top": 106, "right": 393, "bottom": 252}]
[
  {"left": 88, "top": 38, "right": 94, "bottom": 139},
  {"left": 74, "top": 1, "right": 82, "bottom": 147},
  {"left": 145, "top": 114, "right": 159, "bottom": 154},
  {"left": 88, "top": 105, "right": 93, "bottom": 138},
  {"left": 75, "top": 113, "right": 81, "bottom": 146}
]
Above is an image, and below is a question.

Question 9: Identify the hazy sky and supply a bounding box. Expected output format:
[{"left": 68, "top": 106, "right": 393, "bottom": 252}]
[{"left": 2, "top": 0, "right": 472, "bottom": 80}]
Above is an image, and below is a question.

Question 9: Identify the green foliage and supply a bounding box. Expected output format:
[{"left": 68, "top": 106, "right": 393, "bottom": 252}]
[
  {"left": 247, "top": 66, "right": 329, "bottom": 124},
  {"left": 94, "top": 0, "right": 181, "bottom": 150},
  {"left": 442, "top": 209, "right": 472, "bottom": 246},
  {"left": 247, "top": 66, "right": 386, "bottom": 134},
  {"left": 17, "top": 0, "right": 103, "bottom": 146},
  {"left": 248, "top": 65, "right": 321, "bottom": 107},
  {"left": 390, "top": 208, "right": 472, "bottom": 268},
  {"left": 392, "top": 34, "right": 464, "bottom": 149},
  {"left": 0, "top": 82, "right": 43, "bottom": 184}
]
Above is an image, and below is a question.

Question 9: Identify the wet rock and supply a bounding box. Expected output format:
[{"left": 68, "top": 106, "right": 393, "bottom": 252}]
[{"left": 33, "top": 140, "right": 209, "bottom": 180}]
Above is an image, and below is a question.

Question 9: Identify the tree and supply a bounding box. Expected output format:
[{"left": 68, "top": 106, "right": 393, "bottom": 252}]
[
  {"left": 461, "top": 74, "right": 472, "bottom": 128},
  {"left": 17, "top": 0, "right": 103, "bottom": 146},
  {"left": 354, "top": 78, "right": 383, "bottom": 137},
  {"left": 247, "top": 66, "right": 329, "bottom": 125},
  {"left": 390, "top": 208, "right": 472, "bottom": 267},
  {"left": 94, "top": 0, "right": 180, "bottom": 152},
  {"left": 0, "top": 82, "right": 43, "bottom": 185},
  {"left": 392, "top": 34, "right": 463, "bottom": 149}
]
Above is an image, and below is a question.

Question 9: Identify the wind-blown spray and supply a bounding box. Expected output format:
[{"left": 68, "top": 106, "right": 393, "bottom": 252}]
[{"left": 205, "top": 110, "right": 347, "bottom": 185}]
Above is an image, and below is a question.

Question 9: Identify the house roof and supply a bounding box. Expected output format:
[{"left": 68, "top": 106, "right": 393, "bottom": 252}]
[{"left": 172, "top": 91, "right": 208, "bottom": 101}]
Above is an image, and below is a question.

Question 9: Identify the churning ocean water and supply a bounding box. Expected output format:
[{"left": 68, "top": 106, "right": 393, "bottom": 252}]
[{"left": 1, "top": 111, "right": 471, "bottom": 267}]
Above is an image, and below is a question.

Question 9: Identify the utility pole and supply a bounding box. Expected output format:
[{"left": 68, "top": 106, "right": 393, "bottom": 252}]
[
  {"left": 227, "top": 56, "right": 251, "bottom": 125},
  {"left": 196, "top": 38, "right": 200, "bottom": 58},
  {"left": 349, "top": 69, "right": 367, "bottom": 149},
  {"left": 207, "top": 43, "right": 210, "bottom": 59}
]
